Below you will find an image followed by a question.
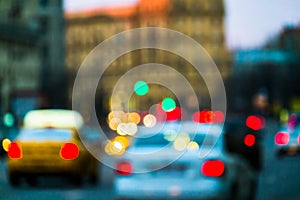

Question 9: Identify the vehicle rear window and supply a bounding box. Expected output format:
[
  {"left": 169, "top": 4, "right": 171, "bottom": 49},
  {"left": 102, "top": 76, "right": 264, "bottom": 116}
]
[
  {"left": 134, "top": 133, "right": 216, "bottom": 147},
  {"left": 135, "top": 134, "right": 169, "bottom": 146},
  {"left": 18, "top": 129, "right": 73, "bottom": 142}
]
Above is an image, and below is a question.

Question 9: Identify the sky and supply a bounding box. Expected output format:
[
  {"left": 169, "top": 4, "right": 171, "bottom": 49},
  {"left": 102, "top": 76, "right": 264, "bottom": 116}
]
[{"left": 64, "top": 0, "right": 300, "bottom": 50}]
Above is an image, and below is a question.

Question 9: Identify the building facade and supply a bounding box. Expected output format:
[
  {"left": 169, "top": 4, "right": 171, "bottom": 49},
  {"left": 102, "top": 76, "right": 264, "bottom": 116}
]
[
  {"left": 0, "top": 0, "right": 65, "bottom": 122},
  {"left": 65, "top": 0, "right": 231, "bottom": 114}
]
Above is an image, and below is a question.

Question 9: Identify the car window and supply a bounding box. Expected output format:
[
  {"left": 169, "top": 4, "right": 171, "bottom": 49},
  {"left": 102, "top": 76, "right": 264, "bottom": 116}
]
[
  {"left": 134, "top": 133, "right": 217, "bottom": 147},
  {"left": 135, "top": 134, "right": 169, "bottom": 146},
  {"left": 192, "top": 134, "right": 216, "bottom": 146},
  {"left": 17, "top": 129, "right": 73, "bottom": 142}
]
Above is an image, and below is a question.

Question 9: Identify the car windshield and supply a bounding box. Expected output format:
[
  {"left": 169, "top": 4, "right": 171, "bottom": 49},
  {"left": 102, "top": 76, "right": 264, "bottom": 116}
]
[
  {"left": 134, "top": 133, "right": 216, "bottom": 147},
  {"left": 17, "top": 129, "right": 73, "bottom": 142}
]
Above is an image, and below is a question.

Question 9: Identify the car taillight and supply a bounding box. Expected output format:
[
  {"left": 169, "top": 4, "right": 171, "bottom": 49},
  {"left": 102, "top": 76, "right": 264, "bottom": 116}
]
[
  {"left": 244, "top": 134, "right": 256, "bottom": 147},
  {"left": 275, "top": 132, "right": 289, "bottom": 145},
  {"left": 201, "top": 160, "right": 225, "bottom": 177},
  {"left": 116, "top": 161, "right": 133, "bottom": 176},
  {"left": 60, "top": 142, "right": 79, "bottom": 160},
  {"left": 8, "top": 142, "right": 22, "bottom": 159},
  {"left": 246, "top": 115, "right": 265, "bottom": 130}
]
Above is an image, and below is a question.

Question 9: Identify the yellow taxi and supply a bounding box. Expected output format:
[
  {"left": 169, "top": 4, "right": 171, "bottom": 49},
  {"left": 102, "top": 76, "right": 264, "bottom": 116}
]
[{"left": 6, "top": 109, "right": 99, "bottom": 186}]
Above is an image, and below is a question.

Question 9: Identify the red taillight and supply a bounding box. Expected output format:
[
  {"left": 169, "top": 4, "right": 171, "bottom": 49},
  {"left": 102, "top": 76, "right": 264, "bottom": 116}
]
[
  {"left": 8, "top": 142, "right": 22, "bottom": 159},
  {"left": 298, "top": 135, "right": 300, "bottom": 144},
  {"left": 201, "top": 160, "right": 225, "bottom": 177},
  {"left": 192, "top": 110, "right": 224, "bottom": 124},
  {"left": 116, "top": 161, "right": 133, "bottom": 176},
  {"left": 60, "top": 142, "right": 79, "bottom": 160},
  {"left": 211, "top": 111, "right": 225, "bottom": 123},
  {"left": 244, "top": 134, "right": 256, "bottom": 147},
  {"left": 275, "top": 132, "right": 289, "bottom": 145},
  {"left": 246, "top": 115, "right": 265, "bottom": 130}
]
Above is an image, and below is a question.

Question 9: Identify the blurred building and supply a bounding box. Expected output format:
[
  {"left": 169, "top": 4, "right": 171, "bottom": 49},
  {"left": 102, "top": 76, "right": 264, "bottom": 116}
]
[
  {"left": 65, "top": 0, "right": 231, "bottom": 113},
  {"left": 0, "top": 0, "right": 65, "bottom": 122},
  {"left": 279, "top": 25, "right": 300, "bottom": 56},
  {"left": 230, "top": 47, "right": 299, "bottom": 114}
]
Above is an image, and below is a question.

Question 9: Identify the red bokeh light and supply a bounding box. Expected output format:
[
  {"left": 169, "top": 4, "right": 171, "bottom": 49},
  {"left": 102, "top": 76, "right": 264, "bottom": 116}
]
[
  {"left": 192, "top": 111, "right": 201, "bottom": 123},
  {"left": 192, "top": 110, "right": 224, "bottom": 124},
  {"left": 246, "top": 115, "right": 265, "bottom": 130},
  {"left": 244, "top": 134, "right": 256, "bottom": 147},
  {"left": 201, "top": 160, "right": 225, "bottom": 177},
  {"left": 166, "top": 107, "right": 181, "bottom": 121},
  {"left": 211, "top": 110, "right": 225, "bottom": 123},
  {"left": 203, "top": 111, "right": 213, "bottom": 123},
  {"left": 154, "top": 103, "right": 166, "bottom": 122},
  {"left": 60, "top": 142, "right": 79, "bottom": 160},
  {"left": 116, "top": 161, "right": 133, "bottom": 176},
  {"left": 8, "top": 142, "right": 22, "bottom": 159},
  {"left": 275, "top": 132, "right": 289, "bottom": 145},
  {"left": 192, "top": 111, "right": 211, "bottom": 123}
]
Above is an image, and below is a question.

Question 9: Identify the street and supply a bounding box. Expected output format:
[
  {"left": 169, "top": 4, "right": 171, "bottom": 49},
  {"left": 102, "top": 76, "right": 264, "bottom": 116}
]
[
  {"left": 1, "top": 0, "right": 299, "bottom": 199},
  {"left": 257, "top": 126, "right": 300, "bottom": 200},
  {"left": 1, "top": 125, "right": 300, "bottom": 200},
  {"left": 0, "top": 158, "right": 115, "bottom": 200}
]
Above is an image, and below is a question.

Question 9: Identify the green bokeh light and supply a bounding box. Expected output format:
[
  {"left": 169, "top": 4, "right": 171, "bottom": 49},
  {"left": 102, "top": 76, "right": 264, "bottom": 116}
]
[
  {"left": 134, "top": 81, "right": 149, "bottom": 96},
  {"left": 3, "top": 113, "right": 14, "bottom": 127},
  {"left": 162, "top": 97, "right": 176, "bottom": 112}
]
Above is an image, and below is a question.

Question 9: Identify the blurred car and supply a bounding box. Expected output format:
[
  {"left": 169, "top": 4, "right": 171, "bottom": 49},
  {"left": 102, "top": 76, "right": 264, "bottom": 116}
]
[
  {"left": 224, "top": 114, "right": 265, "bottom": 171},
  {"left": 114, "top": 122, "right": 254, "bottom": 200},
  {"left": 275, "top": 112, "right": 300, "bottom": 157},
  {"left": 7, "top": 128, "right": 99, "bottom": 186},
  {"left": 6, "top": 109, "right": 100, "bottom": 186}
]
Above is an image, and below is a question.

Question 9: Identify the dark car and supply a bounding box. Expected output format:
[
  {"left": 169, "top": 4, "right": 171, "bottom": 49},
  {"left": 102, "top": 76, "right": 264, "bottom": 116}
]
[
  {"left": 274, "top": 112, "right": 300, "bottom": 157},
  {"left": 224, "top": 114, "right": 265, "bottom": 171}
]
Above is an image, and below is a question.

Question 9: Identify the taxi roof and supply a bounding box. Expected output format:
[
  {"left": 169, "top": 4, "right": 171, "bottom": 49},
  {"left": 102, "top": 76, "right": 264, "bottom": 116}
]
[{"left": 23, "top": 109, "right": 83, "bottom": 129}]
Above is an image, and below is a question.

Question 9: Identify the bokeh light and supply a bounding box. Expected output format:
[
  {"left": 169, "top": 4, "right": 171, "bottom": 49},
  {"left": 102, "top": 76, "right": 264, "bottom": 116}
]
[
  {"left": 164, "top": 130, "right": 178, "bottom": 141},
  {"left": 244, "top": 134, "right": 256, "bottom": 147},
  {"left": 117, "top": 123, "right": 128, "bottom": 136},
  {"left": 126, "top": 122, "right": 138, "bottom": 136},
  {"left": 187, "top": 141, "right": 199, "bottom": 151},
  {"left": 112, "top": 141, "right": 123, "bottom": 152},
  {"left": 114, "top": 136, "right": 130, "bottom": 148},
  {"left": 162, "top": 97, "right": 176, "bottom": 112},
  {"left": 2, "top": 138, "right": 11, "bottom": 152},
  {"left": 134, "top": 80, "right": 149, "bottom": 96},
  {"left": 173, "top": 133, "right": 190, "bottom": 151},
  {"left": 127, "top": 112, "right": 141, "bottom": 124},
  {"left": 143, "top": 114, "right": 157, "bottom": 127},
  {"left": 204, "top": 111, "right": 213, "bottom": 123},
  {"left": 275, "top": 132, "right": 289, "bottom": 145},
  {"left": 104, "top": 138, "right": 126, "bottom": 156},
  {"left": 3, "top": 113, "right": 14, "bottom": 127},
  {"left": 117, "top": 122, "right": 138, "bottom": 136},
  {"left": 166, "top": 107, "right": 181, "bottom": 121},
  {"left": 246, "top": 115, "right": 265, "bottom": 130},
  {"left": 193, "top": 110, "right": 224, "bottom": 124},
  {"left": 211, "top": 111, "right": 225, "bottom": 123},
  {"left": 109, "top": 117, "right": 121, "bottom": 131},
  {"left": 192, "top": 111, "right": 210, "bottom": 123}
]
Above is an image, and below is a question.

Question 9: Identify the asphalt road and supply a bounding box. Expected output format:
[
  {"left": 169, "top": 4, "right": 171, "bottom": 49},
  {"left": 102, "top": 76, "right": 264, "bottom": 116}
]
[
  {"left": 256, "top": 124, "right": 300, "bottom": 200},
  {"left": 1, "top": 123, "right": 300, "bottom": 200},
  {"left": 0, "top": 158, "right": 115, "bottom": 200}
]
